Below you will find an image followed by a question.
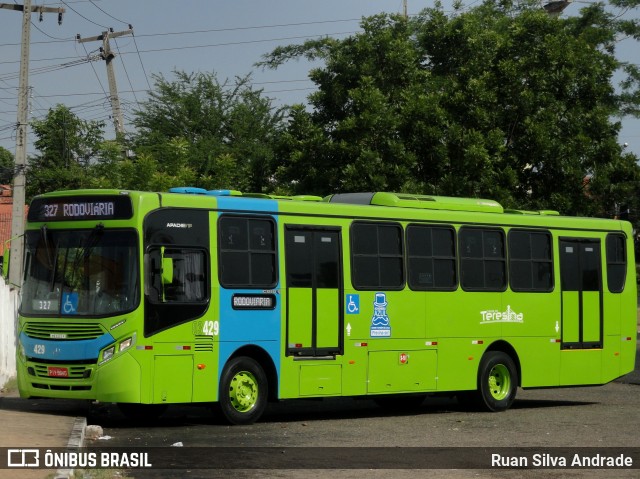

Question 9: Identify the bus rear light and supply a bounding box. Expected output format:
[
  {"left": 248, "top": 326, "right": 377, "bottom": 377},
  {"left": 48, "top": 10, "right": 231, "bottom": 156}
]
[
  {"left": 295, "top": 343, "right": 303, "bottom": 348},
  {"left": 550, "top": 339, "right": 561, "bottom": 343}
]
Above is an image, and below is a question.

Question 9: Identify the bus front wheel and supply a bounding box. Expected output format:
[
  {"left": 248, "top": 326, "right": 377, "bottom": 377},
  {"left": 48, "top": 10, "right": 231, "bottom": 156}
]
[
  {"left": 477, "top": 351, "right": 518, "bottom": 412},
  {"left": 218, "top": 356, "right": 268, "bottom": 425}
]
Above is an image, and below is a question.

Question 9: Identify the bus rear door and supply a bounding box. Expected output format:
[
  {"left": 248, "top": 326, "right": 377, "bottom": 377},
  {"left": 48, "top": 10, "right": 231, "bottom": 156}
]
[
  {"left": 559, "top": 238, "right": 603, "bottom": 350},
  {"left": 284, "top": 226, "right": 343, "bottom": 357}
]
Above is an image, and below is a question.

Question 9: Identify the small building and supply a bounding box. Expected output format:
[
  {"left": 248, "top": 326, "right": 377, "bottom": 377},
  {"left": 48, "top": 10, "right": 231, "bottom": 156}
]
[{"left": 0, "top": 185, "right": 28, "bottom": 266}]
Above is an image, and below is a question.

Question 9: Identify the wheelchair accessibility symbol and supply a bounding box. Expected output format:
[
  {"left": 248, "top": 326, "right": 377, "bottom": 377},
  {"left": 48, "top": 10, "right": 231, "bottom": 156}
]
[
  {"left": 61, "top": 292, "right": 78, "bottom": 315},
  {"left": 346, "top": 294, "right": 360, "bottom": 314}
]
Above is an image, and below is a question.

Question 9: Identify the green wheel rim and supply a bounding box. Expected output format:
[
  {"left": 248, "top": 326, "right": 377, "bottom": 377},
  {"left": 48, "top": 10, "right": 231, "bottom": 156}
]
[
  {"left": 229, "top": 370, "right": 259, "bottom": 413},
  {"left": 488, "top": 364, "right": 511, "bottom": 401}
]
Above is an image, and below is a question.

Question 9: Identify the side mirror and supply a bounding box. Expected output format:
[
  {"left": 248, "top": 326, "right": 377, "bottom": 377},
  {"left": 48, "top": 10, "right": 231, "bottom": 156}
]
[{"left": 161, "top": 247, "right": 174, "bottom": 286}]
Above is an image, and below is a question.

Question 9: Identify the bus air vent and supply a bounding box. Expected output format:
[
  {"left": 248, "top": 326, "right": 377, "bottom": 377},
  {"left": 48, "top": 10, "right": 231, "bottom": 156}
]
[
  {"left": 327, "top": 192, "right": 504, "bottom": 213},
  {"left": 24, "top": 322, "right": 106, "bottom": 340}
]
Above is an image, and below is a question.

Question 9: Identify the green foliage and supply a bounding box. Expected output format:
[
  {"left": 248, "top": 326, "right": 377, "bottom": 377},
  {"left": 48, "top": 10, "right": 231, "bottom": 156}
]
[
  {"left": 0, "top": 146, "right": 13, "bottom": 184},
  {"left": 27, "top": 105, "right": 107, "bottom": 199},
  {"left": 130, "top": 71, "right": 285, "bottom": 192},
  {"left": 264, "top": 1, "right": 640, "bottom": 217},
  {"left": 23, "top": 1, "right": 640, "bottom": 223}
]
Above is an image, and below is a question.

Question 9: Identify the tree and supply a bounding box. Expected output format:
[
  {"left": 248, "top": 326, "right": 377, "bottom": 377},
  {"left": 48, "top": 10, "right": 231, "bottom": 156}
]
[
  {"left": 0, "top": 146, "right": 13, "bottom": 184},
  {"left": 261, "top": 0, "right": 640, "bottom": 217},
  {"left": 27, "top": 105, "right": 106, "bottom": 199},
  {"left": 131, "top": 71, "right": 285, "bottom": 193}
]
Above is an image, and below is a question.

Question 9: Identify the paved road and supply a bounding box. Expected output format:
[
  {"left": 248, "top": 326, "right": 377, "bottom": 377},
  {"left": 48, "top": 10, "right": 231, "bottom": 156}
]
[{"left": 80, "top": 344, "right": 640, "bottom": 479}]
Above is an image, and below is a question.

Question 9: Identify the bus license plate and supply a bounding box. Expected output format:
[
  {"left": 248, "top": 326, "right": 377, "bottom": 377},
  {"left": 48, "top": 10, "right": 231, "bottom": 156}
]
[{"left": 48, "top": 367, "right": 69, "bottom": 378}]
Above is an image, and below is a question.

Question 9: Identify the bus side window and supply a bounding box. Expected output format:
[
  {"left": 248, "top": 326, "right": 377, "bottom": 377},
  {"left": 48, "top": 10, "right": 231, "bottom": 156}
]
[
  {"left": 459, "top": 227, "right": 506, "bottom": 291},
  {"left": 508, "top": 230, "right": 553, "bottom": 292},
  {"left": 606, "top": 233, "right": 626, "bottom": 293},
  {"left": 147, "top": 247, "right": 207, "bottom": 303},
  {"left": 218, "top": 215, "right": 277, "bottom": 289},
  {"left": 406, "top": 224, "right": 457, "bottom": 291},
  {"left": 351, "top": 222, "right": 404, "bottom": 290}
]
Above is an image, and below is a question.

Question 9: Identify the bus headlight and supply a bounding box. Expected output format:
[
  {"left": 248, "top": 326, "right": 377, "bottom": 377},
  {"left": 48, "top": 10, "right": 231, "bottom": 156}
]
[
  {"left": 119, "top": 337, "right": 133, "bottom": 352},
  {"left": 103, "top": 346, "right": 115, "bottom": 361}
]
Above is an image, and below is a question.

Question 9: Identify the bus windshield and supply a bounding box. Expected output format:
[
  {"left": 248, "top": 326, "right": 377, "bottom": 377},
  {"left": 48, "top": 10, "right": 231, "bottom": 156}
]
[{"left": 21, "top": 227, "right": 139, "bottom": 317}]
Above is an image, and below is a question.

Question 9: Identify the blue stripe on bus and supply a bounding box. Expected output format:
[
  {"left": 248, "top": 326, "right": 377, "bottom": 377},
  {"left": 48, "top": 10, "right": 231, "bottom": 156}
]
[
  {"left": 20, "top": 332, "right": 115, "bottom": 361},
  {"left": 215, "top": 196, "right": 281, "bottom": 384}
]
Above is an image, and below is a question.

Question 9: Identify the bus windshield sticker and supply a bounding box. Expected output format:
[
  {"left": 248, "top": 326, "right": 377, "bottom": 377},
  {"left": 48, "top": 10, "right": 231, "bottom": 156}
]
[
  {"left": 370, "top": 292, "right": 391, "bottom": 337},
  {"left": 346, "top": 294, "right": 360, "bottom": 314},
  {"left": 61, "top": 292, "right": 79, "bottom": 315},
  {"left": 480, "top": 305, "right": 524, "bottom": 324}
]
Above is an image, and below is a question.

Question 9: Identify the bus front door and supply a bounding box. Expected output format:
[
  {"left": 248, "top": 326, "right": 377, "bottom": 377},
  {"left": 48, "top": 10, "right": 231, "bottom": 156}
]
[
  {"left": 285, "top": 226, "right": 343, "bottom": 357},
  {"left": 559, "top": 238, "right": 603, "bottom": 349}
]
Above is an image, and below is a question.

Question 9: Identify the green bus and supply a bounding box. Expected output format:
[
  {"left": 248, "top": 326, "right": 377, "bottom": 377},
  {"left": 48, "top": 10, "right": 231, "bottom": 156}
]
[{"left": 16, "top": 188, "right": 637, "bottom": 424}]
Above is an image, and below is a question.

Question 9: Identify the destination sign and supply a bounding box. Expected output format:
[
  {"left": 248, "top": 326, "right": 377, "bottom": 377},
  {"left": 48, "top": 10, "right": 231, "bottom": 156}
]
[
  {"left": 28, "top": 195, "right": 133, "bottom": 222},
  {"left": 231, "top": 294, "right": 276, "bottom": 310}
]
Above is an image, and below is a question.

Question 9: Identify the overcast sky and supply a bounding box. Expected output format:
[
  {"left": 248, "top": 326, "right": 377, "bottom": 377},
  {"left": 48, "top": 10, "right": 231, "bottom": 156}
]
[{"left": 1, "top": 1, "right": 638, "bottom": 175}]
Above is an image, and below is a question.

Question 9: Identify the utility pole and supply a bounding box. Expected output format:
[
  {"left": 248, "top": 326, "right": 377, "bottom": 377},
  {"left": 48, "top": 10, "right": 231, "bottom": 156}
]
[
  {"left": 1, "top": 1, "right": 64, "bottom": 288},
  {"left": 403, "top": 0, "right": 408, "bottom": 19},
  {"left": 77, "top": 27, "right": 133, "bottom": 137}
]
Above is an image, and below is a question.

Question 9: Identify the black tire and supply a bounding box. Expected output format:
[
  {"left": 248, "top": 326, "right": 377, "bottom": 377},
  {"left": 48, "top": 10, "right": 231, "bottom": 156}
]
[
  {"left": 218, "top": 356, "right": 268, "bottom": 425},
  {"left": 477, "top": 351, "right": 518, "bottom": 412},
  {"left": 117, "top": 403, "right": 168, "bottom": 420}
]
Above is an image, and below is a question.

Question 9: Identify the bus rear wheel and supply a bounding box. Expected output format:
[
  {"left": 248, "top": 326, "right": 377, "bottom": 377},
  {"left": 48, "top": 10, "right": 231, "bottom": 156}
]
[
  {"left": 477, "top": 351, "right": 518, "bottom": 411},
  {"left": 218, "top": 356, "right": 268, "bottom": 425}
]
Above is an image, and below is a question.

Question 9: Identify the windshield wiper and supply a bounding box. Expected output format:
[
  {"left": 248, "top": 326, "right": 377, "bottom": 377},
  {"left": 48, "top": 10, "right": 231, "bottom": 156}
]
[
  {"left": 68, "top": 224, "right": 105, "bottom": 283},
  {"left": 40, "top": 225, "right": 54, "bottom": 269}
]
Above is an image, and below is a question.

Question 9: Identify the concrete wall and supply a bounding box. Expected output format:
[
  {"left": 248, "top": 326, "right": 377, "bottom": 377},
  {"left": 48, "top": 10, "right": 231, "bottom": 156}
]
[{"left": 0, "top": 276, "right": 18, "bottom": 388}]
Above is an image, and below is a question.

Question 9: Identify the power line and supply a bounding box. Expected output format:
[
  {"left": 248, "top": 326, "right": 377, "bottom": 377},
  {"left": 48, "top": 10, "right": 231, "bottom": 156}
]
[
  {"left": 0, "top": 16, "right": 363, "bottom": 48},
  {"left": 80, "top": 42, "right": 108, "bottom": 99},
  {"left": 60, "top": 0, "right": 108, "bottom": 29},
  {"left": 0, "top": 31, "right": 358, "bottom": 66},
  {"left": 132, "top": 33, "right": 151, "bottom": 91},
  {"left": 0, "top": 78, "right": 314, "bottom": 100},
  {"left": 113, "top": 37, "right": 139, "bottom": 106},
  {"left": 88, "top": 0, "right": 128, "bottom": 25}
]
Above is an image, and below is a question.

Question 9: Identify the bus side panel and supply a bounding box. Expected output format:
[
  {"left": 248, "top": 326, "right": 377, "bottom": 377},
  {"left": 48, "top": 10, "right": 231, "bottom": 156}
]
[
  {"left": 560, "top": 350, "right": 602, "bottom": 385},
  {"left": 503, "top": 293, "right": 560, "bottom": 388},
  {"left": 216, "top": 292, "right": 282, "bottom": 399},
  {"left": 214, "top": 199, "right": 282, "bottom": 400},
  {"left": 618, "top": 239, "right": 638, "bottom": 378},
  {"left": 95, "top": 353, "right": 142, "bottom": 403}
]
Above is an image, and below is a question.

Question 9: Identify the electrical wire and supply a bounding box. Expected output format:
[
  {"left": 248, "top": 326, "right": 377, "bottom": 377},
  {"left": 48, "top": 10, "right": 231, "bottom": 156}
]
[
  {"left": 131, "top": 33, "right": 152, "bottom": 91},
  {"left": 88, "top": 0, "right": 128, "bottom": 26},
  {"left": 60, "top": 0, "right": 109, "bottom": 29},
  {"left": 113, "top": 37, "right": 139, "bottom": 106}
]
